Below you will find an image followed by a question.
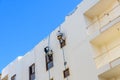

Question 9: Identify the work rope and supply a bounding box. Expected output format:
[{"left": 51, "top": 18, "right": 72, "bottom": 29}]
[
  {"left": 59, "top": 25, "right": 61, "bottom": 31},
  {"left": 33, "top": 43, "right": 36, "bottom": 80},
  {"left": 59, "top": 27, "right": 69, "bottom": 80},
  {"left": 48, "top": 34, "right": 51, "bottom": 80}
]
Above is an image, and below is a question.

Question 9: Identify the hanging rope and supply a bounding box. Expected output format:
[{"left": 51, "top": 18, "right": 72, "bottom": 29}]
[
  {"left": 59, "top": 25, "right": 61, "bottom": 31},
  {"left": 62, "top": 48, "right": 67, "bottom": 68},
  {"left": 58, "top": 27, "right": 69, "bottom": 80},
  {"left": 33, "top": 44, "right": 37, "bottom": 80},
  {"left": 58, "top": 26, "right": 67, "bottom": 67},
  {"left": 48, "top": 34, "right": 51, "bottom": 80},
  {"left": 48, "top": 34, "right": 51, "bottom": 47},
  {"left": 62, "top": 48, "right": 69, "bottom": 80},
  {"left": 48, "top": 69, "right": 51, "bottom": 80}
]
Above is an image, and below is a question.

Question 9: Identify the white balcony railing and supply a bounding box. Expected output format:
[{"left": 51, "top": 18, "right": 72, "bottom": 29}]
[
  {"left": 97, "top": 56, "right": 120, "bottom": 75},
  {"left": 87, "top": 4, "right": 120, "bottom": 35},
  {"left": 109, "top": 56, "right": 120, "bottom": 68},
  {"left": 94, "top": 43, "right": 120, "bottom": 69}
]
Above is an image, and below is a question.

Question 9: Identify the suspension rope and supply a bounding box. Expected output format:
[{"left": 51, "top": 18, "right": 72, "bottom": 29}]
[
  {"left": 58, "top": 27, "right": 67, "bottom": 68},
  {"left": 62, "top": 48, "right": 69, "bottom": 80},
  {"left": 62, "top": 48, "right": 67, "bottom": 68},
  {"left": 48, "top": 34, "right": 51, "bottom": 47},
  {"left": 59, "top": 25, "right": 61, "bottom": 31},
  {"left": 48, "top": 34, "right": 51, "bottom": 80},
  {"left": 33, "top": 45, "right": 37, "bottom": 80},
  {"left": 48, "top": 69, "right": 51, "bottom": 80},
  {"left": 58, "top": 27, "right": 69, "bottom": 80}
]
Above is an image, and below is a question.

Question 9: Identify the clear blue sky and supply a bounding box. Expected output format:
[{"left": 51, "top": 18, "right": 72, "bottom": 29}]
[{"left": 0, "top": 0, "right": 82, "bottom": 72}]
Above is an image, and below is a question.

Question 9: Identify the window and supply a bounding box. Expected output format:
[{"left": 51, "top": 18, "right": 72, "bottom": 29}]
[
  {"left": 29, "top": 64, "right": 35, "bottom": 80},
  {"left": 63, "top": 68, "right": 70, "bottom": 78},
  {"left": 11, "top": 74, "right": 16, "bottom": 80},
  {"left": 45, "top": 53, "right": 53, "bottom": 71},
  {"left": 44, "top": 46, "right": 54, "bottom": 71}
]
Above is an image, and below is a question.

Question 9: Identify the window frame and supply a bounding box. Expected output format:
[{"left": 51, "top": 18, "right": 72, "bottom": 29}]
[
  {"left": 63, "top": 68, "right": 70, "bottom": 78},
  {"left": 29, "top": 63, "right": 35, "bottom": 80},
  {"left": 45, "top": 53, "right": 53, "bottom": 71}
]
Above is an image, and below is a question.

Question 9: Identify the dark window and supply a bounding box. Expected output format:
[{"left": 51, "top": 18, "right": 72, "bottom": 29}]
[
  {"left": 29, "top": 64, "right": 35, "bottom": 80},
  {"left": 45, "top": 54, "right": 53, "bottom": 71},
  {"left": 63, "top": 68, "right": 70, "bottom": 78},
  {"left": 11, "top": 74, "right": 16, "bottom": 80}
]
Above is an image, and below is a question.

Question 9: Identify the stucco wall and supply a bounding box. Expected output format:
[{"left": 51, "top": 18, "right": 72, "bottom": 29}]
[{"left": 1, "top": 0, "right": 101, "bottom": 80}]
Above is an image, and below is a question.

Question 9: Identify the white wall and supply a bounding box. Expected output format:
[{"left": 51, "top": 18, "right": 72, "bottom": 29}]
[{"left": 1, "top": 0, "right": 99, "bottom": 80}]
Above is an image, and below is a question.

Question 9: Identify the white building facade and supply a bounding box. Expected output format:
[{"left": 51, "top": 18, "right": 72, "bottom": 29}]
[{"left": 1, "top": 0, "right": 120, "bottom": 80}]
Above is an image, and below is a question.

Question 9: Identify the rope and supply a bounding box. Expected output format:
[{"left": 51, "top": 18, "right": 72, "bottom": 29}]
[
  {"left": 58, "top": 26, "right": 66, "bottom": 67},
  {"left": 48, "top": 34, "right": 51, "bottom": 80},
  {"left": 62, "top": 48, "right": 67, "bottom": 69},
  {"left": 59, "top": 25, "right": 61, "bottom": 31},
  {"left": 33, "top": 48, "right": 37, "bottom": 80},
  {"left": 62, "top": 48, "right": 69, "bottom": 80},
  {"left": 59, "top": 27, "right": 69, "bottom": 80},
  {"left": 48, "top": 69, "right": 51, "bottom": 80},
  {"left": 48, "top": 34, "right": 51, "bottom": 47}
]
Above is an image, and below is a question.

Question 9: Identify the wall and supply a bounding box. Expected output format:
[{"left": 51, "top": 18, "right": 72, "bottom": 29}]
[{"left": 1, "top": 0, "right": 100, "bottom": 80}]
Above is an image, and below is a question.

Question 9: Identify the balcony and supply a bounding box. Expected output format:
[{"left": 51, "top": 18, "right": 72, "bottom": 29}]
[
  {"left": 85, "top": 1, "right": 120, "bottom": 40},
  {"left": 98, "top": 57, "right": 120, "bottom": 80},
  {"left": 90, "top": 21, "right": 120, "bottom": 75},
  {"left": 97, "top": 57, "right": 120, "bottom": 74},
  {"left": 92, "top": 37, "right": 120, "bottom": 78},
  {"left": 93, "top": 37, "right": 120, "bottom": 68}
]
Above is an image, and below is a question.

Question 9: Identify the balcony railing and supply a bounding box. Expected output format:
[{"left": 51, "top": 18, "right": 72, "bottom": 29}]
[
  {"left": 109, "top": 56, "right": 120, "bottom": 68},
  {"left": 87, "top": 4, "right": 120, "bottom": 35},
  {"left": 94, "top": 42, "right": 120, "bottom": 69},
  {"left": 97, "top": 56, "right": 120, "bottom": 75}
]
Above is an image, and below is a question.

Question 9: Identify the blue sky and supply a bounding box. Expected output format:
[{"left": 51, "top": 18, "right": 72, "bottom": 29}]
[{"left": 0, "top": 0, "right": 82, "bottom": 72}]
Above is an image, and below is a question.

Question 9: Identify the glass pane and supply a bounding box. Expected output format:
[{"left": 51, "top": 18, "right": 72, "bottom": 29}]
[{"left": 31, "top": 74, "right": 35, "bottom": 80}]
